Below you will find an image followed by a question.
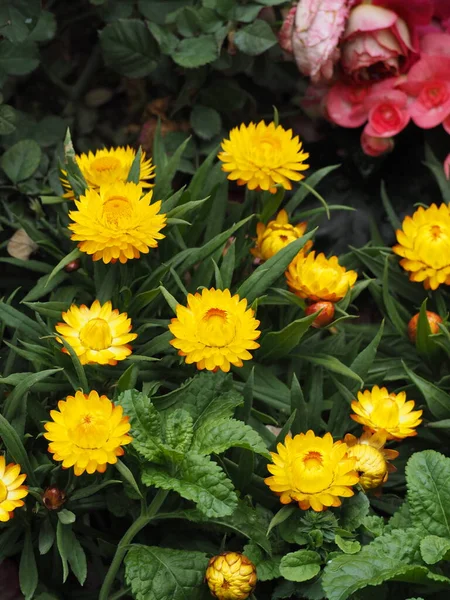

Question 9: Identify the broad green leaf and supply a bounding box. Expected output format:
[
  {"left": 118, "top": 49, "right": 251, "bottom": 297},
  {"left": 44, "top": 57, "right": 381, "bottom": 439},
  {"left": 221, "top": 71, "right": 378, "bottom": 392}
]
[
  {"left": 191, "top": 417, "right": 270, "bottom": 458},
  {"left": 138, "top": 0, "right": 186, "bottom": 24},
  {"left": 164, "top": 409, "right": 194, "bottom": 454},
  {"left": 117, "top": 389, "right": 165, "bottom": 462},
  {"left": 142, "top": 452, "right": 238, "bottom": 518},
  {"left": 1, "top": 139, "right": 41, "bottom": 183},
  {"left": 243, "top": 543, "right": 281, "bottom": 581},
  {"left": 172, "top": 35, "right": 219, "bottom": 68},
  {"left": 125, "top": 545, "right": 208, "bottom": 600},
  {"left": 258, "top": 312, "right": 317, "bottom": 360},
  {"left": 146, "top": 21, "right": 179, "bottom": 54},
  {"left": 19, "top": 530, "right": 38, "bottom": 600},
  {"left": 420, "top": 535, "right": 450, "bottom": 565},
  {"left": 403, "top": 363, "right": 450, "bottom": 420},
  {"left": 234, "top": 19, "right": 277, "bottom": 55},
  {"left": 56, "top": 522, "right": 87, "bottom": 585},
  {"left": 406, "top": 450, "right": 450, "bottom": 537},
  {"left": 335, "top": 535, "right": 361, "bottom": 555},
  {"left": 237, "top": 229, "right": 316, "bottom": 304},
  {"left": 267, "top": 505, "right": 297, "bottom": 536},
  {"left": 339, "top": 493, "right": 370, "bottom": 531},
  {"left": 38, "top": 519, "right": 55, "bottom": 555},
  {"left": 99, "top": 19, "right": 159, "bottom": 77},
  {"left": 190, "top": 105, "right": 221, "bottom": 140},
  {"left": 279, "top": 550, "right": 321, "bottom": 582},
  {"left": 0, "top": 104, "right": 15, "bottom": 134},
  {"left": 0, "top": 39, "right": 39, "bottom": 75}
]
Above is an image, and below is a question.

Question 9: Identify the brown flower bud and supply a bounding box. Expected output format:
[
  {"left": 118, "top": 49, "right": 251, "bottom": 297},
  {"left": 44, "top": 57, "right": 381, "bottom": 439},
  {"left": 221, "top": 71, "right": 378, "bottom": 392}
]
[
  {"left": 43, "top": 486, "right": 67, "bottom": 510},
  {"left": 305, "top": 301, "right": 335, "bottom": 328},
  {"left": 64, "top": 259, "right": 81, "bottom": 273},
  {"left": 408, "top": 311, "right": 443, "bottom": 343}
]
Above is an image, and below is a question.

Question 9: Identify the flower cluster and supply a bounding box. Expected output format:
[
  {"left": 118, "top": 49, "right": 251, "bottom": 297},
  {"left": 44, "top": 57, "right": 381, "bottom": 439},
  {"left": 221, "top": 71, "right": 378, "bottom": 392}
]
[
  {"left": 265, "top": 384, "right": 422, "bottom": 511},
  {"left": 280, "top": 0, "right": 450, "bottom": 156},
  {"left": 62, "top": 147, "right": 166, "bottom": 264}
]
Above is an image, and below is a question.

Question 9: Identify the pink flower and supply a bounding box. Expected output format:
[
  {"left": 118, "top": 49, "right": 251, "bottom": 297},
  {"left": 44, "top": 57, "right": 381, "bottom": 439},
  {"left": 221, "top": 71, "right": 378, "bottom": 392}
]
[
  {"left": 361, "top": 131, "right": 395, "bottom": 156},
  {"left": 327, "top": 81, "right": 370, "bottom": 127},
  {"left": 278, "top": 6, "right": 296, "bottom": 55},
  {"left": 363, "top": 81, "right": 410, "bottom": 137},
  {"left": 290, "top": 0, "right": 349, "bottom": 82},
  {"left": 444, "top": 154, "right": 450, "bottom": 180},
  {"left": 340, "top": 3, "right": 415, "bottom": 81}
]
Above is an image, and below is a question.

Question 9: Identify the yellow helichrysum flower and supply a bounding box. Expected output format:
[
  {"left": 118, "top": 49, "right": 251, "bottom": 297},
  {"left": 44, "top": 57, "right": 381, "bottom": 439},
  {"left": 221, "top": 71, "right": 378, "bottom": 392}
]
[
  {"left": 351, "top": 385, "right": 423, "bottom": 440},
  {"left": 251, "top": 209, "right": 312, "bottom": 261},
  {"left": 169, "top": 288, "right": 261, "bottom": 373},
  {"left": 343, "top": 431, "right": 399, "bottom": 491},
  {"left": 218, "top": 121, "right": 309, "bottom": 194},
  {"left": 206, "top": 552, "right": 257, "bottom": 600},
  {"left": 60, "top": 146, "right": 155, "bottom": 199},
  {"left": 265, "top": 430, "right": 359, "bottom": 512},
  {"left": 393, "top": 203, "right": 450, "bottom": 290},
  {"left": 0, "top": 456, "right": 28, "bottom": 522},
  {"left": 68, "top": 181, "right": 166, "bottom": 264},
  {"left": 44, "top": 390, "right": 132, "bottom": 476},
  {"left": 55, "top": 300, "right": 137, "bottom": 366},
  {"left": 286, "top": 251, "right": 358, "bottom": 302}
]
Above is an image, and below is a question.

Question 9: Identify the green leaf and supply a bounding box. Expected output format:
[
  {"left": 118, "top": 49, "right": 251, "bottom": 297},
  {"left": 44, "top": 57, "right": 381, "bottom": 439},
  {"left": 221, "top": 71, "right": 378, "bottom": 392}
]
[
  {"left": 115, "top": 458, "right": 143, "bottom": 499},
  {"left": 146, "top": 21, "right": 179, "bottom": 54},
  {"left": 339, "top": 493, "right": 370, "bottom": 531},
  {"left": 172, "top": 35, "right": 219, "bottom": 68},
  {"left": 56, "top": 522, "right": 87, "bottom": 585},
  {"left": 19, "top": 530, "right": 38, "bottom": 600},
  {"left": 69, "top": 480, "right": 122, "bottom": 501},
  {"left": 117, "top": 389, "right": 165, "bottom": 463},
  {"left": 126, "top": 146, "right": 142, "bottom": 183},
  {"left": 237, "top": 229, "right": 316, "bottom": 304},
  {"left": 38, "top": 519, "right": 55, "bottom": 555},
  {"left": 57, "top": 509, "right": 76, "bottom": 524},
  {"left": 335, "top": 535, "right": 361, "bottom": 555},
  {"left": 279, "top": 550, "right": 321, "bottom": 582},
  {"left": 0, "top": 413, "right": 38, "bottom": 486},
  {"left": 420, "top": 535, "right": 450, "bottom": 565},
  {"left": 142, "top": 452, "right": 238, "bottom": 518},
  {"left": 267, "top": 505, "right": 297, "bottom": 536},
  {"left": 382, "top": 255, "right": 407, "bottom": 336},
  {"left": 0, "top": 302, "right": 44, "bottom": 339},
  {"left": 285, "top": 165, "right": 340, "bottom": 213},
  {"left": 406, "top": 450, "right": 450, "bottom": 537},
  {"left": 1, "top": 139, "right": 42, "bottom": 182},
  {"left": 258, "top": 312, "right": 317, "bottom": 361},
  {"left": 381, "top": 181, "right": 401, "bottom": 230},
  {"left": 243, "top": 543, "right": 281, "bottom": 581},
  {"left": 99, "top": 19, "right": 159, "bottom": 77},
  {"left": 415, "top": 299, "right": 440, "bottom": 357},
  {"left": 191, "top": 417, "right": 270, "bottom": 458},
  {"left": 125, "top": 545, "right": 208, "bottom": 600},
  {"left": 138, "top": 0, "right": 186, "bottom": 24},
  {"left": 296, "top": 354, "right": 363, "bottom": 384},
  {"left": 402, "top": 363, "right": 450, "bottom": 419},
  {"left": 0, "top": 104, "right": 16, "bottom": 134},
  {"left": 164, "top": 409, "right": 194, "bottom": 454},
  {"left": 154, "top": 136, "right": 192, "bottom": 199},
  {"left": 3, "top": 368, "right": 64, "bottom": 421},
  {"left": 190, "top": 105, "right": 221, "bottom": 140},
  {"left": 0, "top": 39, "right": 39, "bottom": 75},
  {"left": 349, "top": 321, "right": 384, "bottom": 383},
  {"left": 234, "top": 19, "right": 277, "bottom": 56}
]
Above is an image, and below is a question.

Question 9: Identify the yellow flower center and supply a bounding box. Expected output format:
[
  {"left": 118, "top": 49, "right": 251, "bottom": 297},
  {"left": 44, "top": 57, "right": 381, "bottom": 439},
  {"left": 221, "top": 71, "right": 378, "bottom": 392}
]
[
  {"left": 259, "top": 135, "right": 281, "bottom": 154},
  {"left": 91, "top": 156, "right": 121, "bottom": 172},
  {"left": 414, "top": 222, "right": 450, "bottom": 269},
  {"left": 293, "top": 449, "right": 334, "bottom": 494},
  {"left": 79, "top": 318, "right": 112, "bottom": 351},
  {"left": 198, "top": 308, "right": 236, "bottom": 347},
  {"left": 0, "top": 480, "right": 8, "bottom": 503},
  {"left": 370, "top": 397, "right": 400, "bottom": 429},
  {"left": 102, "top": 196, "right": 133, "bottom": 228},
  {"left": 70, "top": 413, "right": 110, "bottom": 449}
]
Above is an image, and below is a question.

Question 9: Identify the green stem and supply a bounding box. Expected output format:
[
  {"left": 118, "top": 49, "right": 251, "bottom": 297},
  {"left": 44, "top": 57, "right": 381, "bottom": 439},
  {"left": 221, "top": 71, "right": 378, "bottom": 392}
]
[
  {"left": 98, "top": 489, "right": 168, "bottom": 600},
  {"left": 109, "top": 587, "right": 131, "bottom": 600}
]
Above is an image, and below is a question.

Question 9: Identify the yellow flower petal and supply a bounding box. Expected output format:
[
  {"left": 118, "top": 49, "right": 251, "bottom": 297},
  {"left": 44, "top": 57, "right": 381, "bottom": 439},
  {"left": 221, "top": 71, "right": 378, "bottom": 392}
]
[{"left": 0, "top": 456, "right": 28, "bottom": 522}]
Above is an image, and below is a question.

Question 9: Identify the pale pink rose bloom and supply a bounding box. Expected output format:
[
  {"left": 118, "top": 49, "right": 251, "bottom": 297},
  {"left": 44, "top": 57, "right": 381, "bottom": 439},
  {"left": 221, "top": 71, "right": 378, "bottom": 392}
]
[
  {"left": 361, "top": 131, "right": 395, "bottom": 156},
  {"left": 327, "top": 81, "right": 370, "bottom": 127},
  {"left": 278, "top": 5, "right": 297, "bottom": 55},
  {"left": 341, "top": 4, "right": 414, "bottom": 81},
  {"left": 291, "top": 0, "right": 350, "bottom": 82},
  {"left": 444, "top": 154, "right": 450, "bottom": 180}
]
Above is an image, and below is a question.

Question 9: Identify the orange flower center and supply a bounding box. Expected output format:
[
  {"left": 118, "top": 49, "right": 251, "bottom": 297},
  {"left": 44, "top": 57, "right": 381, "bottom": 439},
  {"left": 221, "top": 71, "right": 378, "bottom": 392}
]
[
  {"left": 259, "top": 135, "right": 281, "bottom": 153},
  {"left": 203, "top": 308, "right": 227, "bottom": 323},
  {"left": 103, "top": 196, "right": 133, "bottom": 227},
  {"left": 198, "top": 307, "right": 236, "bottom": 347},
  {"left": 91, "top": 156, "right": 121, "bottom": 172},
  {"left": 0, "top": 480, "right": 7, "bottom": 503},
  {"left": 292, "top": 449, "right": 333, "bottom": 494},
  {"left": 79, "top": 318, "right": 112, "bottom": 351},
  {"left": 303, "top": 451, "right": 323, "bottom": 469}
]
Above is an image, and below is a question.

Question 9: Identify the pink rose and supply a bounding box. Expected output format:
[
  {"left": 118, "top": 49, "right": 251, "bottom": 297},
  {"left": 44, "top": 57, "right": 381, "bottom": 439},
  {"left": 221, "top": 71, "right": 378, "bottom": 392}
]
[
  {"left": 341, "top": 3, "right": 415, "bottom": 81},
  {"left": 361, "top": 131, "right": 395, "bottom": 156},
  {"left": 278, "top": 6, "right": 296, "bottom": 55},
  {"left": 363, "top": 81, "right": 410, "bottom": 137},
  {"left": 326, "top": 81, "right": 370, "bottom": 127},
  {"left": 290, "top": 0, "right": 349, "bottom": 82},
  {"left": 444, "top": 154, "right": 450, "bottom": 180}
]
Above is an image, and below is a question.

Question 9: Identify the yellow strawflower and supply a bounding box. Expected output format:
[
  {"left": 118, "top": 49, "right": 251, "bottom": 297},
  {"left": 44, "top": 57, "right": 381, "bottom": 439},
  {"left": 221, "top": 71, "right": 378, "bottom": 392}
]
[
  {"left": 265, "top": 430, "right": 359, "bottom": 512},
  {"left": 0, "top": 456, "right": 28, "bottom": 522},
  {"left": 343, "top": 431, "right": 399, "bottom": 491},
  {"left": 251, "top": 209, "right": 312, "bottom": 261},
  {"left": 68, "top": 181, "right": 166, "bottom": 264},
  {"left": 218, "top": 121, "right": 309, "bottom": 193},
  {"left": 286, "top": 251, "right": 358, "bottom": 302},
  {"left": 44, "top": 390, "right": 132, "bottom": 476},
  {"left": 393, "top": 203, "right": 450, "bottom": 290},
  {"left": 351, "top": 385, "right": 423, "bottom": 440},
  {"left": 55, "top": 300, "right": 137, "bottom": 366},
  {"left": 61, "top": 146, "right": 155, "bottom": 198},
  {"left": 169, "top": 288, "right": 261, "bottom": 373},
  {"left": 206, "top": 552, "right": 257, "bottom": 600}
]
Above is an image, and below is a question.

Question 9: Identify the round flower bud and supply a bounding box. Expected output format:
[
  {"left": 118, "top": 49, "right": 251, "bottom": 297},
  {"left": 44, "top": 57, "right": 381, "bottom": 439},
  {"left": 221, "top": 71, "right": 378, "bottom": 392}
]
[
  {"left": 305, "top": 301, "right": 335, "bottom": 328},
  {"left": 64, "top": 259, "right": 81, "bottom": 273},
  {"left": 408, "top": 311, "right": 443, "bottom": 343},
  {"left": 42, "top": 486, "right": 67, "bottom": 510},
  {"left": 206, "top": 552, "right": 257, "bottom": 600}
]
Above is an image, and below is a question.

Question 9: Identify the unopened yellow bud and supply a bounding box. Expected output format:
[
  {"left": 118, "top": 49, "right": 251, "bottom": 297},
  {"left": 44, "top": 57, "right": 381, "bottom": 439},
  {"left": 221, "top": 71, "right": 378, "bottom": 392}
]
[{"left": 206, "top": 552, "right": 257, "bottom": 600}]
